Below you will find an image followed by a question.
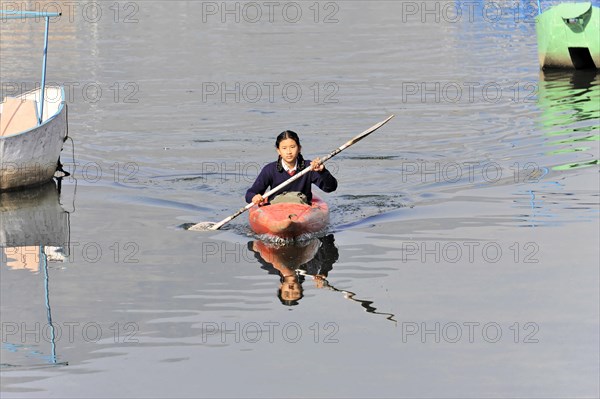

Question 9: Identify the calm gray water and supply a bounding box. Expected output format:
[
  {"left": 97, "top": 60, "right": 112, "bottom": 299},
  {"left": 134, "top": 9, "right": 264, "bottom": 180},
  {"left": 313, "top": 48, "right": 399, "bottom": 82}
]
[{"left": 1, "top": 1, "right": 599, "bottom": 397}]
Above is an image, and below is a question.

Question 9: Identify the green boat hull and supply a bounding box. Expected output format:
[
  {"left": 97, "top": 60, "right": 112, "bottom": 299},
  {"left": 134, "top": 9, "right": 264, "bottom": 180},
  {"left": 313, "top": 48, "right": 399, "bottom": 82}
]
[{"left": 536, "top": 2, "right": 600, "bottom": 69}]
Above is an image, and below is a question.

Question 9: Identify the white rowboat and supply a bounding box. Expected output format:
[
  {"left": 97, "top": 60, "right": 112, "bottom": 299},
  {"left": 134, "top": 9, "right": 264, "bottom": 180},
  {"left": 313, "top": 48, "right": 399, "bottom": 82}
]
[
  {"left": 1, "top": 86, "right": 68, "bottom": 190},
  {"left": 0, "top": 10, "right": 68, "bottom": 191}
]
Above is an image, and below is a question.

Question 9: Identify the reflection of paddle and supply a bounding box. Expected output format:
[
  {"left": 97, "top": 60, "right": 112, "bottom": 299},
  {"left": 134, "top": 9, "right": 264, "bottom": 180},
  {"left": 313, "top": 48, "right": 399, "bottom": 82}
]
[
  {"left": 299, "top": 270, "right": 397, "bottom": 323},
  {"left": 189, "top": 115, "right": 395, "bottom": 231}
]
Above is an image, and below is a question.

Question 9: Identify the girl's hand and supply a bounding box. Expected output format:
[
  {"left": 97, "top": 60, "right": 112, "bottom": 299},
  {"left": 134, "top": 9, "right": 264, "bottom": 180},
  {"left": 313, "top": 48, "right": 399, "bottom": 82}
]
[
  {"left": 311, "top": 158, "right": 324, "bottom": 172},
  {"left": 252, "top": 194, "right": 267, "bottom": 205},
  {"left": 314, "top": 275, "right": 326, "bottom": 289}
]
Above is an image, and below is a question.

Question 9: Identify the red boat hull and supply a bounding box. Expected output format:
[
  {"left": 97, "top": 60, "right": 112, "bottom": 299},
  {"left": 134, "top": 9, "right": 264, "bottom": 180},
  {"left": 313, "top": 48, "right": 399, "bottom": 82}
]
[{"left": 248, "top": 196, "right": 329, "bottom": 238}]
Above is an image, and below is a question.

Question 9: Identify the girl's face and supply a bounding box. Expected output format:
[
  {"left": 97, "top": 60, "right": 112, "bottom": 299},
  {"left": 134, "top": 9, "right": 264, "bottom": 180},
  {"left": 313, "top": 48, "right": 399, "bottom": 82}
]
[
  {"left": 277, "top": 138, "right": 300, "bottom": 166},
  {"left": 280, "top": 276, "right": 302, "bottom": 302}
]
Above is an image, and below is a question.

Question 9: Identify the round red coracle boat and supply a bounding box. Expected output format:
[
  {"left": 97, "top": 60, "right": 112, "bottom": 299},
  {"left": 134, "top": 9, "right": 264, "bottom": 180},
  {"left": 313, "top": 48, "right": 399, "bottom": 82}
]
[{"left": 248, "top": 196, "right": 329, "bottom": 239}]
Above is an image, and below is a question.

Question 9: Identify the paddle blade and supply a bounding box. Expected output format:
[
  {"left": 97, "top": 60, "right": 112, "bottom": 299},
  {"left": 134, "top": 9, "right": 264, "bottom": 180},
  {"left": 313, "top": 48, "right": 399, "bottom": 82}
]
[{"left": 187, "top": 222, "right": 217, "bottom": 231}]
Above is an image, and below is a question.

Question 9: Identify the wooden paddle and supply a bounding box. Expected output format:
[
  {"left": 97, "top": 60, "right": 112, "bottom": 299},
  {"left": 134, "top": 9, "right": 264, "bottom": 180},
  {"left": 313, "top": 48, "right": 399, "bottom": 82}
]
[{"left": 189, "top": 114, "right": 395, "bottom": 231}]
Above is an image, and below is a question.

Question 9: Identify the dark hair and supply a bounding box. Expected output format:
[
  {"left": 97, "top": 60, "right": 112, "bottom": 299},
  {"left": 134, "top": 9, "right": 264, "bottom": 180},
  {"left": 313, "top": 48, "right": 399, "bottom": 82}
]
[
  {"left": 277, "top": 274, "right": 305, "bottom": 306},
  {"left": 275, "top": 130, "right": 305, "bottom": 172},
  {"left": 276, "top": 130, "right": 300, "bottom": 148}
]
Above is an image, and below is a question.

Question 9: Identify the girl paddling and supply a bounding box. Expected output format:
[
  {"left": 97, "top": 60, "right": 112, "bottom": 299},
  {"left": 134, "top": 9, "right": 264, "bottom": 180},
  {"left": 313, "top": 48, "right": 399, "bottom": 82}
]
[{"left": 246, "top": 130, "right": 338, "bottom": 206}]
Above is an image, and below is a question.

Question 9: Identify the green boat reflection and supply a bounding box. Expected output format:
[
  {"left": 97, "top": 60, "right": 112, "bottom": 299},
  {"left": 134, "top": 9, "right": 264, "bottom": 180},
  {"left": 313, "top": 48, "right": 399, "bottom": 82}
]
[{"left": 537, "top": 69, "right": 599, "bottom": 170}]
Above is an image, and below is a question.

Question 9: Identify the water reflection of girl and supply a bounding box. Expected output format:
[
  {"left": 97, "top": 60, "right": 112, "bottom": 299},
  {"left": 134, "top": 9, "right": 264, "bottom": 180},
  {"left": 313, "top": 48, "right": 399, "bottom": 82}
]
[{"left": 248, "top": 234, "right": 339, "bottom": 306}]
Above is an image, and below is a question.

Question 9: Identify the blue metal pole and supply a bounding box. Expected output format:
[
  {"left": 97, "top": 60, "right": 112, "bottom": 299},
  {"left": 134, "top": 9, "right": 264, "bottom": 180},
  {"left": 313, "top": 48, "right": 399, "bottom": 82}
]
[
  {"left": 39, "top": 16, "right": 50, "bottom": 125},
  {"left": 537, "top": 0, "right": 542, "bottom": 15},
  {"left": 41, "top": 246, "right": 57, "bottom": 364}
]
